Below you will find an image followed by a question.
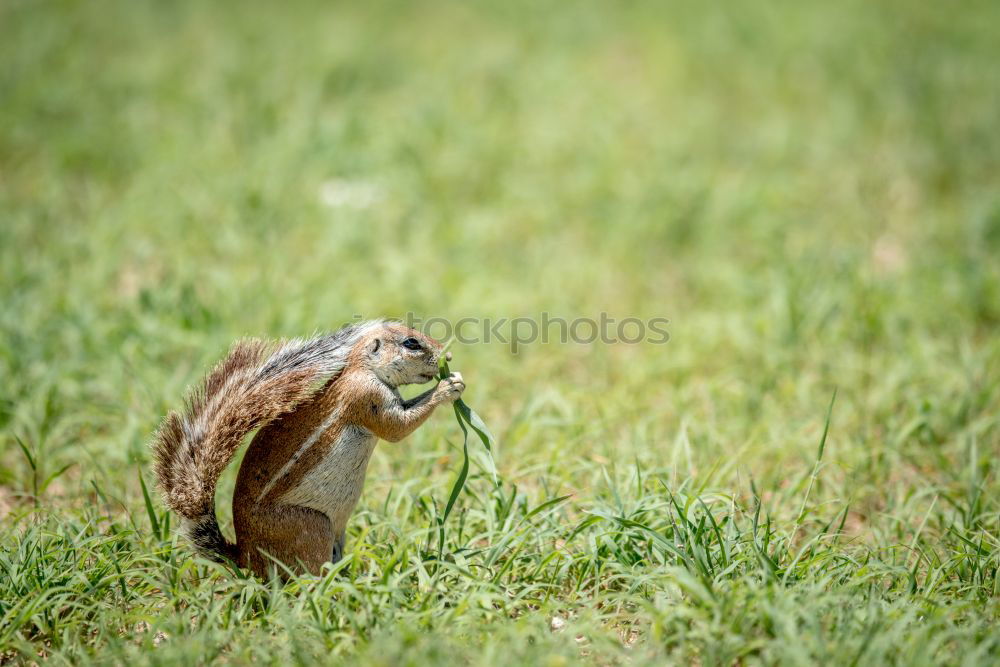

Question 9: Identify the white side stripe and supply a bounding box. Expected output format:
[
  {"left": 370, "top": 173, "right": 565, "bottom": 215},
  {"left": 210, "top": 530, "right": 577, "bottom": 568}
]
[{"left": 255, "top": 407, "right": 341, "bottom": 503}]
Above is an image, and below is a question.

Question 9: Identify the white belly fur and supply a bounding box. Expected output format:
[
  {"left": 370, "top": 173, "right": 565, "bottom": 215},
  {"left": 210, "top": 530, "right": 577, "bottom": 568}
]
[{"left": 278, "top": 424, "right": 378, "bottom": 534}]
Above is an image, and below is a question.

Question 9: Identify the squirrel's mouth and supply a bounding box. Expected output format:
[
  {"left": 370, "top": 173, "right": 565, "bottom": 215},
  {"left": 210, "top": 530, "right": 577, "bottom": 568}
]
[{"left": 417, "top": 373, "right": 436, "bottom": 384}]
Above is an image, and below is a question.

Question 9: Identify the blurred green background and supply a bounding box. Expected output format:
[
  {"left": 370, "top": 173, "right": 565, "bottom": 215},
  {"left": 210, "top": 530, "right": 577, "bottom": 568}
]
[
  {"left": 1, "top": 0, "right": 999, "bottom": 662},
  {"left": 3, "top": 0, "right": 997, "bottom": 482}
]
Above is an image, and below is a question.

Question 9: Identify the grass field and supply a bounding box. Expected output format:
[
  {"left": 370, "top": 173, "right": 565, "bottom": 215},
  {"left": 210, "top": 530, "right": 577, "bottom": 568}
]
[{"left": 2, "top": 0, "right": 1000, "bottom": 663}]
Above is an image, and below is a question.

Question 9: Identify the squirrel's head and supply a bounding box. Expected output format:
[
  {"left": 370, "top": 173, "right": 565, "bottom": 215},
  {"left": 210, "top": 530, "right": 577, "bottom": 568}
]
[{"left": 355, "top": 322, "right": 447, "bottom": 387}]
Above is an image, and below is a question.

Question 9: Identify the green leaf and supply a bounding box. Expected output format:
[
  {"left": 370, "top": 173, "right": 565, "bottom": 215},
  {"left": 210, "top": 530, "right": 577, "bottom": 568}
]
[
  {"left": 442, "top": 411, "right": 471, "bottom": 523},
  {"left": 40, "top": 462, "right": 76, "bottom": 494},
  {"left": 817, "top": 388, "right": 837, "bottom": 462},
  {"left": 137, "top": 468, "right": 161, "bottom": 541},
  {"left": 15, "top": 435, "right": 35, "bottom": 471},
  {"left": 456, "top": 400, "right": 498, "bottom": 485},
  {"left": 456, "top": 400, "right": 496, "bottom": 452},
  {"left": 524, "top": 494, "right": 572, "bottom": 520},
  {"left": 435, "top": 351, "right": 500, "bottom": 541}
]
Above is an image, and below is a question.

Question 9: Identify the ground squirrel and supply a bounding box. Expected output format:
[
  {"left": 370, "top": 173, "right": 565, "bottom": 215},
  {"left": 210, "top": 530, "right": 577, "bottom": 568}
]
[{"left": 151, "top": 320, "right": 464, "bottom": 577}]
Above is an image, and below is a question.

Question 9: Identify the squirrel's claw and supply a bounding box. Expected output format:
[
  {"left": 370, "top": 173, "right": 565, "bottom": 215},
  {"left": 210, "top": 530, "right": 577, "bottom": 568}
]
[{"left": 436, "top": 371, "right": 465, "bottom": 402}]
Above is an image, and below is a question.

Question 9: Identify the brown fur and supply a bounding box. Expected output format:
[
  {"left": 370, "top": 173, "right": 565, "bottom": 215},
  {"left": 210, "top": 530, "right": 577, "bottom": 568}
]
[{"left": 151, "top": 322, "right": 463, "bottom": 578}]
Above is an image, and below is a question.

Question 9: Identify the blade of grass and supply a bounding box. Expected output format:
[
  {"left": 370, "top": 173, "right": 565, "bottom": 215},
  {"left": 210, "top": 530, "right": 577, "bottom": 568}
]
[
  {"left": 137, "top": 468, "right": 161, "bottom": 542},
  {"left": 791, "top": 389, "right": 837, "bottom": 547}
]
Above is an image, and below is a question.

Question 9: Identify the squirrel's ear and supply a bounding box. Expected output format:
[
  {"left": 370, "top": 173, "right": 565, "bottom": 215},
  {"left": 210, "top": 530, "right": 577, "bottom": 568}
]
[{"left": 368, "top": 338, "right": 382, "bottom": 356}]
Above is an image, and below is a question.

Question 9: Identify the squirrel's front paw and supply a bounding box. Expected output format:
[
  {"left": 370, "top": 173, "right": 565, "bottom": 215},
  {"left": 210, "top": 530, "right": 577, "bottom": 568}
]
[{"left": 435, "top": 372, "right": 465, "bottom": 403}]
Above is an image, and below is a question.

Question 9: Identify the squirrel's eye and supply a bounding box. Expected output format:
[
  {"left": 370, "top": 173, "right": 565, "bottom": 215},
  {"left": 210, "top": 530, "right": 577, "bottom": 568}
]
[{"left": 402, "top": 337, "right": 423, "bottom": 351}]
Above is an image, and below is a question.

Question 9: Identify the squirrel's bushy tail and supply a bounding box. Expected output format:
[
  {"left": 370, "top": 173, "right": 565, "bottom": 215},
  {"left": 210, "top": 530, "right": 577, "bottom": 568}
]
[{"left": 151, "top": 326, "right": 373, "bottom": 562}]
